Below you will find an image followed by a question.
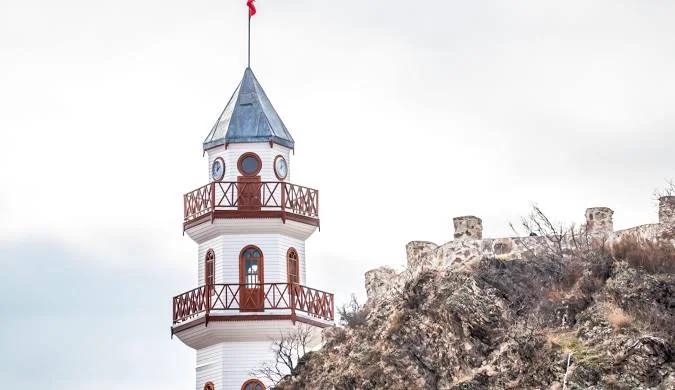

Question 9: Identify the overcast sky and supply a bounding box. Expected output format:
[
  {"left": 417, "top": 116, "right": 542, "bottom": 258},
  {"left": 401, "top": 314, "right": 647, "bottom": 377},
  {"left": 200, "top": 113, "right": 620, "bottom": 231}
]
[{"left": 1, "top": 0, "right": 674, "bottom": 388}]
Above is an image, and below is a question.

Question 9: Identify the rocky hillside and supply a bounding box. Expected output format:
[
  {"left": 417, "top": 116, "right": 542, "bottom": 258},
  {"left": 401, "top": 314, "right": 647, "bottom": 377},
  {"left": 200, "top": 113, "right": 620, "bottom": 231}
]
[{"left": 278, "top": 236, "right": 674, "bottom": 389}]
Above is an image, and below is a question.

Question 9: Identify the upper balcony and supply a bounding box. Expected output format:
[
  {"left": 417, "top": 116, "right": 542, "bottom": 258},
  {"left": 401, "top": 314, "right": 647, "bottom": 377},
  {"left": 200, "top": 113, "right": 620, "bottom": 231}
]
[{"left": 183, "top": 181, "right": 319, "bottom": 231}]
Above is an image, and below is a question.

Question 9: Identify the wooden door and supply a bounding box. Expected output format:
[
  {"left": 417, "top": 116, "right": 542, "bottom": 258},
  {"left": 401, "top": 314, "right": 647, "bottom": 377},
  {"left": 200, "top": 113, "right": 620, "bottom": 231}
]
[
  {"left": 237, "top": 176, "right": 262, "bottom": 211},
  {"left": 240, "top": 246, "right": 264, "bottom": 311}
]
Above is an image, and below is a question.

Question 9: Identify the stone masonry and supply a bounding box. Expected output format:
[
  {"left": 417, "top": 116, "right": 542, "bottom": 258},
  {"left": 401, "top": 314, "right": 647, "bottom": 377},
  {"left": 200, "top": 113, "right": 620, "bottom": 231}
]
[
  {"left": 585, "top": 207, "right": 614, "bottom": 234},
  {"left": 365, "top": 195, "right": 675, "bottom": 304},
  {"left": 452, "top": 216, "right": 482, "bottom": 241},
  {"left": 659, "top": 196, "right": 675, "bottom": 225}
]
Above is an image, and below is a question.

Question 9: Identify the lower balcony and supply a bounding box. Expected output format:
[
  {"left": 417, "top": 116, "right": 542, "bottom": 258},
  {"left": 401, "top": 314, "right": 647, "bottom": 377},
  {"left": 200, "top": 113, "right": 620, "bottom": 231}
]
[{"left": 171, "top": 283, "right": 334, "bottom": 335}]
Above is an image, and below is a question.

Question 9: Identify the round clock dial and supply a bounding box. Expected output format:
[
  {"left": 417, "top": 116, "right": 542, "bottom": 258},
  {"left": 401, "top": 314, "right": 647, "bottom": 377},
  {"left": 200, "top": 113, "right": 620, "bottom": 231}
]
[
  {"left": 274, "top": 155, "right": 288, "bottom": 180},
  {"left": 211, "top": 157, "right": 225, "bottom": 181}
]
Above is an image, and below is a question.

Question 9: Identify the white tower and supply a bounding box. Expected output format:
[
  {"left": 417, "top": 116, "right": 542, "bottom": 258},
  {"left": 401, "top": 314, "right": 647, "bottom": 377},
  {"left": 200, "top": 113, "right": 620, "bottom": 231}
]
[{"left": 172, "top": 67, "right": 334, "bottom": 390}]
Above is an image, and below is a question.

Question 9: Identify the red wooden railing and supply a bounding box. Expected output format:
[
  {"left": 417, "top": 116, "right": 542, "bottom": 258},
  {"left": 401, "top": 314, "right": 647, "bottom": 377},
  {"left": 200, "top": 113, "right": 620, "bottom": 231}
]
[
  {"left": 172, "top": 283, "right": 334, "bottom": 324},
  {"left": 183, "top": 182, "right": 319, "bottom": 223}
]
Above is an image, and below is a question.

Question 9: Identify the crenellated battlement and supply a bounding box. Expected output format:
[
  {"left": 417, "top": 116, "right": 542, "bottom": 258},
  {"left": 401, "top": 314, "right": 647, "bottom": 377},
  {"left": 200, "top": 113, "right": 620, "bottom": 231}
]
[
  {"left": 365, "top": 196, "right": 675, "bottom": 304},
  {"left": 405, "top": 196, "right": 674, "bottom": 270},
  {"left": 659, "top": 196, "right": 675, "bottom": 225}
]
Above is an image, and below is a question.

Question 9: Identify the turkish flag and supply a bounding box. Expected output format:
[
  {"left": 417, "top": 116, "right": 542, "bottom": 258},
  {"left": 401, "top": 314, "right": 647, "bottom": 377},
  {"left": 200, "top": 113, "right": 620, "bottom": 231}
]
[{"left": 247, "top": 0, "right": 256, "bottom": 16}]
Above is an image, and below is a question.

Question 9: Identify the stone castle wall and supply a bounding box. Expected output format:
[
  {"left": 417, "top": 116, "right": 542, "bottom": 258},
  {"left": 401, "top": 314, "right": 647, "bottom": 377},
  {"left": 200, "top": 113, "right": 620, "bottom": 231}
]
[
  {"left": 365, "top": 196, "right": 675, "bottom": 304},
  {"left": 407, "top": 197, "right": 674, "bottom": 270}
]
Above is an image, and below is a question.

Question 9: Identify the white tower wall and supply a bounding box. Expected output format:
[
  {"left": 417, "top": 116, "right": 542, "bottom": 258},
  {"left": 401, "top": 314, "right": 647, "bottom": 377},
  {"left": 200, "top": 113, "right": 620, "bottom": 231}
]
[
  {"left": 196, "top": 341, "right": 272, "bottom": 390},
  {"left": 197, "top": 233, "right": 307, "bottom": 286},
  {"left": 206, "top": 143, "right": 292, "bottom": 183},
  {"left": 194, "top": 322, "right": 323, "bottom": 390}
]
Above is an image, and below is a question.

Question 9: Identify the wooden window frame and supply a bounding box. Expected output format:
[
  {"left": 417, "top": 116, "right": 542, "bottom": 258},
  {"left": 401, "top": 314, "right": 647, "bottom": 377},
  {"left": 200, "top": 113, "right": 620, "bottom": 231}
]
[
  {"left": 237, "top": 152, "right": 262, "bottom": 177},
  {"left": 205, "top": 249, "right": 215, "bottom": 286},
  {"left": 241, "top": 379, "right": 266, "bottom": 390},
  {"left": 286, "top": 247, "right": 299, "bottom": 284},
  {"left": 239, "top": 245, "right": 264, "bottom": 286}
]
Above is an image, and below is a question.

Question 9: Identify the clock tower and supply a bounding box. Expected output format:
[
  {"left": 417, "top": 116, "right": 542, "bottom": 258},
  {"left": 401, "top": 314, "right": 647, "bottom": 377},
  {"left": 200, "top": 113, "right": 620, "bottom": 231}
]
[{"left": 171, "top": 67, "right": 334, "bottom": 390}]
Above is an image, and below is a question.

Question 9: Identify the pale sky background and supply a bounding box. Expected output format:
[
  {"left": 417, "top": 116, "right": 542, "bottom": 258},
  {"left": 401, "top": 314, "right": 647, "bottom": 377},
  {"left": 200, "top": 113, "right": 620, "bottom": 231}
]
[{"left": 1, "top": 0, "right": 674, "bottom": 388}]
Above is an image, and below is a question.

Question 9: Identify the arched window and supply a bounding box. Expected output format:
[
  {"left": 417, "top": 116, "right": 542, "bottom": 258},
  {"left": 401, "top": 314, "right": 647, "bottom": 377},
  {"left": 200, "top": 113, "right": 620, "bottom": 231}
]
[
  {"left": 287, "top": 248, "right": 299, "bottom": 284},
  {"left": 239, "top": 245, "right": 264, "bottom": 311},
  {"left": 205, "top": 249, "right": 215, "bottom": 286},
  {"left": 240, "top": 246, "right": 263, "bottom": 287},
  {"left": 204, "top": 381, "right": 215, "bottom": 390},
  {"left": 241, "top": 379, "right": 265, "bottom": 390}
]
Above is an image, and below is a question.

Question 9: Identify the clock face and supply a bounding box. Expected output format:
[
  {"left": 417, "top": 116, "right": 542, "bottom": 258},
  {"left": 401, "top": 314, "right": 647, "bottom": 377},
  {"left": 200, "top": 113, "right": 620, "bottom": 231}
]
[
  {"left": 274, "top": 155, "right": 288, "bottom": 180},
  {"left": 211, "top": 158, "right": 225, "bottom": 181}
]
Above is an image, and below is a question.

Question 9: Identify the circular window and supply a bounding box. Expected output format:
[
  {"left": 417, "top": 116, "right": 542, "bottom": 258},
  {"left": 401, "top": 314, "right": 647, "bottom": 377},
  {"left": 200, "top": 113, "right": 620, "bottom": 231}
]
[
  {"left": 237, "top": 152, "right": 262, "bottom": 176},
  {"left": 274, "top": 155, "right": 288, "bottom": 180},
  {"left": 211, "top": 157, "right": 225, "bottom": 181}
]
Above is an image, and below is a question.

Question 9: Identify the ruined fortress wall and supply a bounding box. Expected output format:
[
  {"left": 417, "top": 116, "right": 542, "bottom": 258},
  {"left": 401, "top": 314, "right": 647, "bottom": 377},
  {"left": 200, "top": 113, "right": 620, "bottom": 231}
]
[
  {"left": 365, "top": 197, "right": 674, "bottom": 304},
  {"left": 405, "top": 197, "right": 675, "bottom": 270}
]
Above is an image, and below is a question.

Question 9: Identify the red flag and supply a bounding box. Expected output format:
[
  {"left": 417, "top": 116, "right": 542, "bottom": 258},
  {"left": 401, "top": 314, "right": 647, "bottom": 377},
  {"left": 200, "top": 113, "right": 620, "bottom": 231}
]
[{"left": 247, "top": 0, "right": 256, "bottom": 17}]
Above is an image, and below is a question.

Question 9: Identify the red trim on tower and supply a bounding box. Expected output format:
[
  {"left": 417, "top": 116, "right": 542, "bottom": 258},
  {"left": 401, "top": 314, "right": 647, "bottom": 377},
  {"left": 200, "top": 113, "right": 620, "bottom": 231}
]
[
  {"left": 171, "top": 314, "right": 333, "bottom": 336},
  {"left": 183, "top": 211, "right": 320, "bottom": 231}
]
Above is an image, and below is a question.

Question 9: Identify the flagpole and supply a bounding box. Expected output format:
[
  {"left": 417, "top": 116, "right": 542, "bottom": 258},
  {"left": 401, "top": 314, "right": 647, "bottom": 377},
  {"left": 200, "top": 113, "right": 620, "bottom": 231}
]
[
  {"left": 247, "top": 14, "right": 251, "bottom": 68},
  {"left": 246, "top": 0, "right": 255, "bottom": 68}
]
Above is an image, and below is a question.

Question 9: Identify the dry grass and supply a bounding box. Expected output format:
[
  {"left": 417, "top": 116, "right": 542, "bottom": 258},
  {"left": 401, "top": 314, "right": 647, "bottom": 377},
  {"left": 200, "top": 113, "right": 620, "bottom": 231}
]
[
  {"left": 607, "top": 308, "right": 632, "bottom": 330},
  {"left": 546, "top": 288, "right": 566, "bottom": 301},
  {"left": 546, "top": 331, "right": 603, "bottom": 364},
  {"left": 385, "top": 310, "right": 405, "bottom": 334},
  {"left": 611, "top": 235, "right": 675, "bottom": 274}
]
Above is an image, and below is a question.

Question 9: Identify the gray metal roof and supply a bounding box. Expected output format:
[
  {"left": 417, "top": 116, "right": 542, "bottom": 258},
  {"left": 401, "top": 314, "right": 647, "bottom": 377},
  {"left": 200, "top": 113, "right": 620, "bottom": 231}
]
[{"left": 203, "top": 68, "right": 295, "bottom": 150}]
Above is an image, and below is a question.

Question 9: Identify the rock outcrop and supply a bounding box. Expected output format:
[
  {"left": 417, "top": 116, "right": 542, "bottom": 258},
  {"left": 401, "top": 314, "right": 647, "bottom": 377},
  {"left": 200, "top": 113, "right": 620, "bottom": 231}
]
[{"left": 276, "top": 203, "right": 674, "bottom": 390}]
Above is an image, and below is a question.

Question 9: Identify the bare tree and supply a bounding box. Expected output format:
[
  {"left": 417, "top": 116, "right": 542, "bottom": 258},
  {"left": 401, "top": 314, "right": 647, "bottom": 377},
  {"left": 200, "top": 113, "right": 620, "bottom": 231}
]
[
  {"left": 508, "top": 205, "right": 614, "bottom": 292},
  {"left": 250, "top": 325, "right": 315, "bottom": 387},
  {"left": 509, "top": 204, "right": 568, "bottom": 261},
  {"left": 653, "top": 179, "right": 675, "bottom": 199},
  {"left": 338, "top": 294, "right": 368, "bottom": 328}
]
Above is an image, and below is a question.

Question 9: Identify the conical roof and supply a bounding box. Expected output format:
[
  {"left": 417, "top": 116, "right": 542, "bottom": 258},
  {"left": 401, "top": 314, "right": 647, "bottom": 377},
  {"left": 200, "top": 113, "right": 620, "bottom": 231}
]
[{"left": 203, "top": 68, "right": 295, "bottom": 150}]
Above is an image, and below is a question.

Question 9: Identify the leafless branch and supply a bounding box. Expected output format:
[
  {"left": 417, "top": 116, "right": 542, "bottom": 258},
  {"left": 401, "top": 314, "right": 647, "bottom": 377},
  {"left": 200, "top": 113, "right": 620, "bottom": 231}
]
[
  {"left": 654, "top": 179, "right": 675, "bottom": 199},
  {"left": 338, "top": 294, "right": 368, "bottom": 328},
  {"left": 250, "top": 325, "right": 316, "bottom": 387},
  {"left": 511, "top": 205, "right": 568, "bottom": 262}
]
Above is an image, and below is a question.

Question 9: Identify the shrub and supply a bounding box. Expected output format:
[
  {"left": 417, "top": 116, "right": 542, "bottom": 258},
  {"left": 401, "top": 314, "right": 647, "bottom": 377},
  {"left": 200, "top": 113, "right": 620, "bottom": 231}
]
[
  {"left": 338, "top": 294, "right": 369, "bottom": 328},
  {"left": 612, "top": 236, "right": 675, "bottom": 274},
  {"left": 588, "top": 253, "right": 614, "bottom": 281},
  {"left": 607, "top": 308, "right": 632, "bottom": 330},
  {"left": 625, "top": 305, "right": 674, "bottom": 343},
  {"left": 578, "top": 274, "right": 603, "bottom": 295},
  {"left": 559, "top": 257, "right": 585, "bottom": 289}
]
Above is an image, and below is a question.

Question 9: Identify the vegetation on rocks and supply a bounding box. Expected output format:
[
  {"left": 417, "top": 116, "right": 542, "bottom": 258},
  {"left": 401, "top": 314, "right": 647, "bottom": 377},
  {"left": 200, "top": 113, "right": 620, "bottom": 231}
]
[{"left": 275, "top": 232, "right": 674, "bottom": 389}]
